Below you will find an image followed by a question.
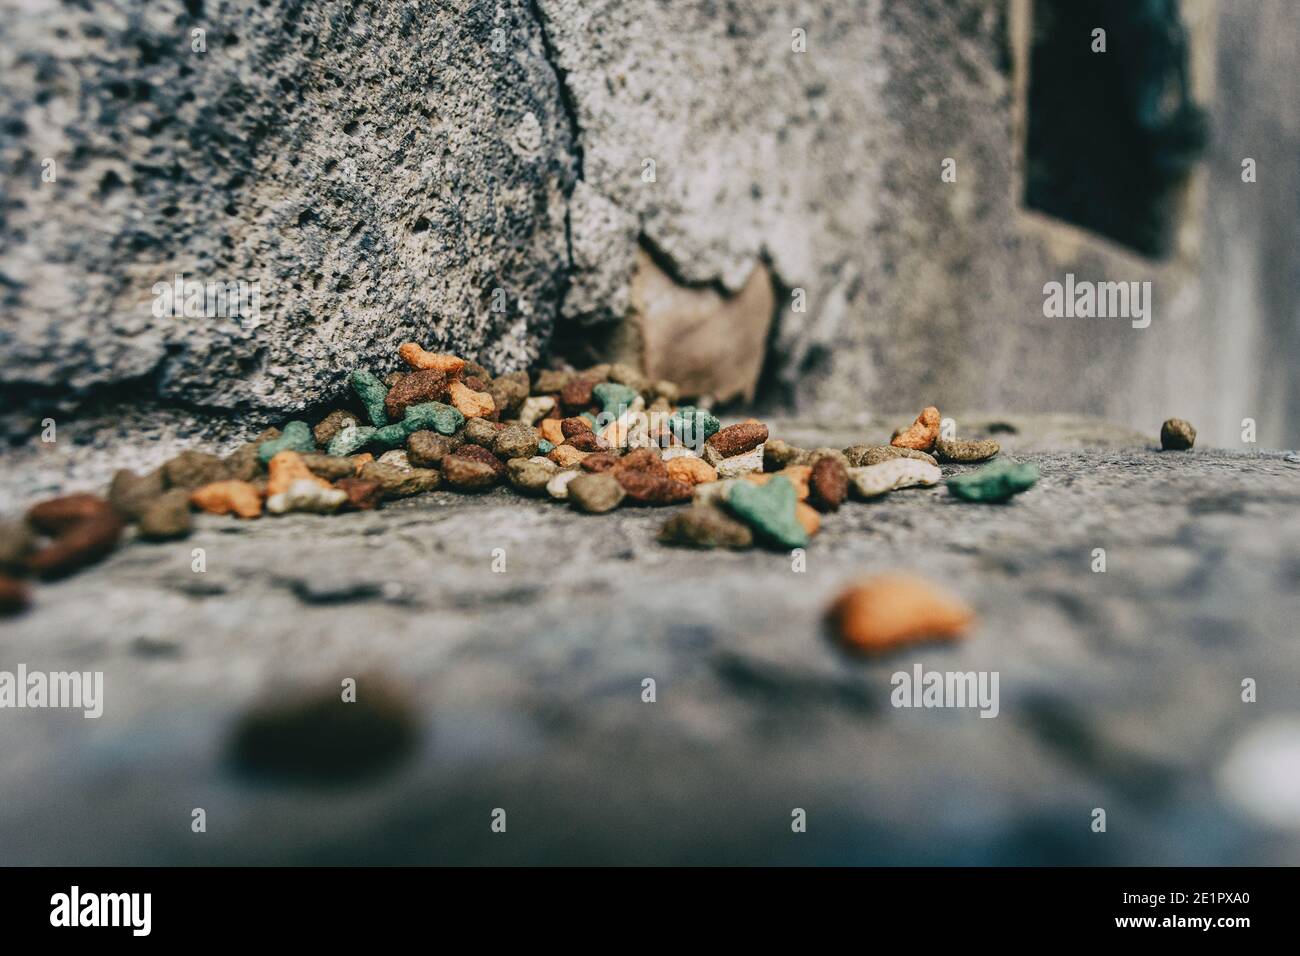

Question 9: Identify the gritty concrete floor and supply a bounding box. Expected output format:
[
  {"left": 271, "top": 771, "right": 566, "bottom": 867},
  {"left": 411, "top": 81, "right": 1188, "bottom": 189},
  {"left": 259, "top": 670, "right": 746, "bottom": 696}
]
[{"left": 1, "top": 415, "right": 1299, "bottom": 865}]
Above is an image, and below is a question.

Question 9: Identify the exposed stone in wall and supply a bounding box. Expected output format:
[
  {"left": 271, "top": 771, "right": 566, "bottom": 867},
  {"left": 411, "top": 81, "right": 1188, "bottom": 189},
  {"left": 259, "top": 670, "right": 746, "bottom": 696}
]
[{"left": 0, "top": 0, "right": 576, "bottom": 434}]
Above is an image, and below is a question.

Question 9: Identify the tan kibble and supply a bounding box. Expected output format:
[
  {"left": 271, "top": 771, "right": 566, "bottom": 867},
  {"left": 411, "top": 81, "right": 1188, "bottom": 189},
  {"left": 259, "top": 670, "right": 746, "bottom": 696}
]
[
  {"left": 267, "top": 451, "right": 332, "bottom": 496},
  {"left": 829, "top": 574, "right": 974, "bottom": 654},
  {"left": 448, "top": 380, "right": 495, "bottom": 418},
  {"left": 665, "top": 456, "right": 718, "bottom": 486}
]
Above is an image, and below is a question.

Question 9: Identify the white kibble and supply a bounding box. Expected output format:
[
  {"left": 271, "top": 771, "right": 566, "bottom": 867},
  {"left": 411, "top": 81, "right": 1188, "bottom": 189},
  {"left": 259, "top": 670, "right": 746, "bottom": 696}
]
[
  {"left": 267, "top": 479, "right": 349, "bottom": 515},
  {"left": 546, "top": 469, "right": 583, "bottom": 500},
  {"left": 705, "top": 443, "right": 764, "bottom": 478},
  {"left": 377, "top": 449, "right": 411, "bottom": 470},
  {"left": 517, "top": 395, "right": 556, "bottom": 426},
  {"left": 847, "top": 459, "right": 942, "bottom": 499}
]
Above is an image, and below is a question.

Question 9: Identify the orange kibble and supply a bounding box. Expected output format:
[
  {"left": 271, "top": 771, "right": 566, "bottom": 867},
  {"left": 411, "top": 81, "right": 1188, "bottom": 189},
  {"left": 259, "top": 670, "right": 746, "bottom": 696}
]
[
  {"left": 266, "top": 451, "right": 331, "bottom": 496},
  {"left": 795, "top": 501, "right": 820, "bottom": 536},
  {"left": 891, "top": 406, "right": 941, "bottom": 451},
  {"left": 398, "top": 343, "right": 466, "bottom": 376},
  {"left": 830, "top": 573, "right": 974, "bottom": 654},
  {"left": 190, "top": 480, "right": 263, "bottom": 519},
  {"left": 351, "top": 453, "right": 374, "bottom": 475},
  {"left": 665, "top": 456, "right": 718, "bottom": 486},
  {"left": 743, "top": 465, "right": 811, "bottom": 500},
  {"left": 448, "top": 380, "right": 495, "bottom": 418},
  {"left": 540, "top": 418, "right": 565, "bottom": 445},
  {"left": 548, "top": 444, "right": 588, "bottom": 468}
]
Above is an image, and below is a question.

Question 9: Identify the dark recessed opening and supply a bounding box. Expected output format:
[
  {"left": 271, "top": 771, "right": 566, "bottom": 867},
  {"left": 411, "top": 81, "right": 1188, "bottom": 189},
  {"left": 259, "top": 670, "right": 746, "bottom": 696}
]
[{"left": 1024, "top": 0, "right": 1208, "bottom": 258}]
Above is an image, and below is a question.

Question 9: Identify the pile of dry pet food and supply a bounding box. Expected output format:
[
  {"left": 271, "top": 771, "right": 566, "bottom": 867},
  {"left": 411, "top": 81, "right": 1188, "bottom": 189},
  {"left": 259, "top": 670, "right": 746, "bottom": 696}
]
[{"left": 7, "top": 341, "right": 1198, "bottom": 629}]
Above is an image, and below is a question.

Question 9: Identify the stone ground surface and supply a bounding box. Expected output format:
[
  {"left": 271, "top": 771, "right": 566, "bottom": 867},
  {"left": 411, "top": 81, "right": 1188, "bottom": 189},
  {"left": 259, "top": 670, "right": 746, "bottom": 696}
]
[{"left": 2, "top": 415, "right": 1299, "bottom": 865}]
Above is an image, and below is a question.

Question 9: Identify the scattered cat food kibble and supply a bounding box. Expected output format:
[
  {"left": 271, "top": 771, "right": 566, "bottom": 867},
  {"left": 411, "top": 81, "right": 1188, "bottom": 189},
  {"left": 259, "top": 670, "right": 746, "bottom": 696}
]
[
  {"left": 191, "top": 480, "right": 264, "bottom": 519},
  {"left": 848, "top": 458, "right": 943, "bottom": 499},
  {"left": 934, "top": 437, "right": 1000, "bottom": 463},
  {"left": 658, "top": 504, "right": 755, "bottom": 549},
  {"left": 830, "top": 573, "right": 974, "bottom": 654},
  {"left": 891, "top": 406, "right": 942, "bottom": 451},
  {"left": 725, "top": 475, "right": 808, "bottom": 550},
  {"left": 843, "top": 444, "right": 938, "bottom": 468},
  {"left": 448, "top": 380, "right": 495, "bottom": 418},
  {"left": 809, "top": 457, "right": 849, "bottom": 511},
  {"left": 568, "top": 472, "right": 625, "bottom": 513},
  {"left": 1160, "top": 418, "right": 1197, "bottom": 451},
  {"left": 138, "top": 489, "right": 193, "bottom": 540},
  {"left": 946, "top": 460, "right": 1040, "bottom": 503}
]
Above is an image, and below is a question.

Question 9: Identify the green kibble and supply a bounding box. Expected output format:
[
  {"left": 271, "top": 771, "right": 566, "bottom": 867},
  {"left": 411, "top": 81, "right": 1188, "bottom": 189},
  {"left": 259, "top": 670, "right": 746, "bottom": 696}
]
[
  {"left": 258, "top": 420, "right": 315, "bottom": 463},
  {"left": 351, "top": 369, "right": 390, "bottom": 426},
  {"left": 371, "top": 423, "right": 411, "bottom": 450},
  {"left": 724, "top": 475, "right": 808, "bottom": 550},
  {"left": 326, "top": 422, "right": 377, "bottom": 457},
  {"left": 945, "top": 460, "right": 1040, "bottom": 503},
  {"left": 592, "top": 382, "right": 638, "bottom": 414},
  {"left": 403, "top": 401, "right": 463, "bottom": 436},
  {"left": 538, "top": 439, "right": 555, "bottom": 455},
  {"left": 669, "top": 406, "right": 721, "bottom": 445}
]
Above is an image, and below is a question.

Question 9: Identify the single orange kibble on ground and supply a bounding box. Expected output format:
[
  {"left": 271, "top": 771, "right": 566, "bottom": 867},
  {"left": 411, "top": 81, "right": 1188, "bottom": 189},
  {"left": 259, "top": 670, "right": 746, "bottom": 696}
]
[
  {"left": 891, "top": 406, "right": 941, "bottom": 451},
  {"left": 190, "top": 480, "right": 263, "bottom": 519},
  {"left": 398, "top": 343, "right": 466, "bottom": 376},
  {"left": 540, "top": 418, "right": 565, "bottom": 445},
  {"left": 665, "top": 456, "right": 718, "bottom": 486},
  {"left": 448, "top": 380, "right": 495, "bottom": 418},
  {"left": 830, "top": 573, "right": 974, "bottom": 654},
  {"left": 267, "top": 451, "right": 331, "bottom": 496}
]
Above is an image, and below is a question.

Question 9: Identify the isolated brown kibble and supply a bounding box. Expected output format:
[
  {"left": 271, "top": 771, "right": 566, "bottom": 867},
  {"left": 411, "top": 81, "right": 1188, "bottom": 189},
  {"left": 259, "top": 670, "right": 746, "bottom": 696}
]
[
  {"left": 891, "top": 406, "right": 941, "bottom": 451},
  {"left": 1160, "top": 418, "right": 1196, "bottom": 451},
  {"left": 830, "top": 573, "right": 974, "bottom": 654}
]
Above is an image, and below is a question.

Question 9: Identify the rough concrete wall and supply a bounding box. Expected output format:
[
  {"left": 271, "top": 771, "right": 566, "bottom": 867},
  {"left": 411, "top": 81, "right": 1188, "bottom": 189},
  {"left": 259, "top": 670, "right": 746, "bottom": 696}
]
[
  {"left": 2, "top": 0, "right": 1297, "bottom": 450},
  {"left": 0, "top": 0, "right": 575, "bottom": 433}
]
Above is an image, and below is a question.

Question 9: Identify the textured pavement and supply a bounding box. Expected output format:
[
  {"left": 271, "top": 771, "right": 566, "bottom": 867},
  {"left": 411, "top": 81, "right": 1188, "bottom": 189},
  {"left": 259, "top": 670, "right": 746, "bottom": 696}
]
[{"left": 2, "top": 415, "right": 1299, "bottom": 864}]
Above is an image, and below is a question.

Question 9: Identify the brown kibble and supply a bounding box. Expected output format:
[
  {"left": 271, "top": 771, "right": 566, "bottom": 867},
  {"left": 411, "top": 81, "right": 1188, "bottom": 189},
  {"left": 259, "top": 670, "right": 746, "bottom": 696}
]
[
  {"left": 138, "top": 488, "right": 193, "bottom": 541},
  {"left": 809, "top": 456, "right": 848, "bottom": 512},
  {"left": 843, "top": 444, "right": 938, "bottom": 468},
  {"left": 191, "top": 480, "right": 264, "bottom": 519},
  {"left": 559, "top": 376, "right": 597, "bottom": 412},
  {"left": 108, "top": 467, "right": 166, "bottom": 521},
  {"left": 0, "top": 573, "right": 31, "bottom": 616},
  {"left": 706, "top": 422, "right": 768, "bottom": 458},
  {"left": 384, "top": 368, "right": 451, "bottom": 420},
  {"left": 28, "top": 493, "right": 117, "bottom": 535},
  {"left": 450, "top": 443, "right": 506, "bottom": 476},
  {"left": 614, "top": 447, "right": 667, "bottom": 478},
  {"left": 540, "top": 418, "right": 565, "bottom": 445},
  {"left": 162, "top": 449, "right": 232, "bottom": 490},
  {"left": 616, "top": 470, "right": 696, "bottom": 509},
  {"left": 442, "top": 455, "right": 499, "bottom": 491},
  {"left": 561, "top": 417, "right": 593, "bottom": 439},
  {"left": 405, "top": 430, "right": 459, "bottom": 468},
  {"left": 580, "top": 452, "right": 619, "bottom": 472},
  {"left": 533, "top": 369, "right": 574, "bottom": 394},
  {"left": 665, "top": 456, "right": 718, "bottom": 486},
  {"left": 334, "top": 477, "right": 384, "bottom": 511},
  {"left": 267, "top": 451, "right": 332, "bottom": 496},
  {"left": 448, "top": 380, "right": 495, "bottom": 419},
  {"left": 25, "top": 495, "right": 125, "bottom": 579},
  {"left": 313, "top": 409, "right": 359, "bottom": 447},
  {"left": 566, "top": 431, "right": 605, "bottom": 452},
  {"left": 398, "top": 343, "right": 466, "bottom": 376},
  {"left": 829, "top": 573, "right": 974, "bottom": 654},
  {"left": 891, "top": 406, "right": 941, "bottom": 451},
  {"left": 298, "top": 452, "right": 360, "bottom": 482}
]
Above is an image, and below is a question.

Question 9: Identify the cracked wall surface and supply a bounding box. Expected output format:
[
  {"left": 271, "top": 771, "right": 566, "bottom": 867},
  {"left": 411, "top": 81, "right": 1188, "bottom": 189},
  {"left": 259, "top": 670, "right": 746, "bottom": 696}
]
[{"left": 2, "top": 0, "right": 1299, "bottom": 449}]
